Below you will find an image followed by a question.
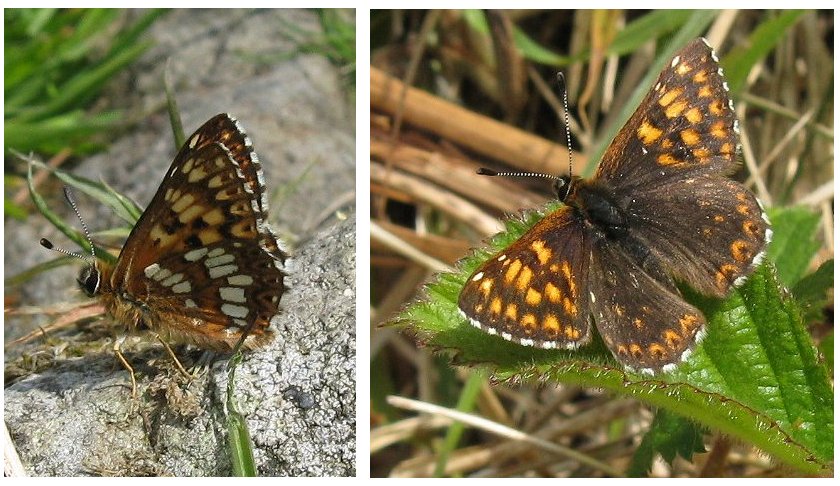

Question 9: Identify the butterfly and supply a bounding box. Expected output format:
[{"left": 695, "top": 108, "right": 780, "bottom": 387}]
[
  {"left": 43, "top": 114, "right": 287, "bottom": 352},
  {"left": 458, "top": 38, "right": 772, "bottom": 374}
]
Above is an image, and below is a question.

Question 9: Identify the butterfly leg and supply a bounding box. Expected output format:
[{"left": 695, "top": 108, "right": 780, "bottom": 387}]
[
  {"left": 112, "top": 336, "right": 137, "bottom": 399},
  {"left": 190, "top": 350, "right": 217, "bottom": 375},
  {"left": 155, "top": 334, "right": 192, "bottom": 380}
]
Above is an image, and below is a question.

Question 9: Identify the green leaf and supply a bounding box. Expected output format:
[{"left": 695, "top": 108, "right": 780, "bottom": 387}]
[
  {"left": 463, "top": 10, "right": 696, "bottom": 68},
  {"left": 628, "top": 409, "right": 707, "bottom": 477},
  {"left": 792, "top": 259, "right": 833, "bottom": 324},
  {"left": 513, "top": 28, "right": 570, "bottom": 66},
  {"left": 26, "top": 162, "right": 92, "bottom": 261},
  {"left": 461, "top": 10, "right": 570, "bottom": 66},
  {"left": 226, "top": 352, "right": 258, "bottom": 477},
  {"left": 817, "top": 331, "right": 833, "bottom": 376},
  {"left": 14, "top": 40, "right": 151, "bottom": 123},
  {"left": 227, "top": 410, "right": 257, "bottom": 477},
  {"left": 4, "top": 111, "right": 122, "bottom": 155},
  {"left": 5, "top": 255, "right": 78, "bottom": 287},
  {"left": 564, "top": 10, "right": 697, "bottom": 65},
  {"left": 5, "top": 9, "right": 160, "bottom": 156},
  {"left": 606, "top": 11, "right": 695, "bottom": 56},
  {"left": 28, "top": 156, "right": 142, "bottom": 226},
  {"left": 394, "top": 204, "right": 833, "bottom": 475},
  {"left": 765, "top": 206, "right": 821, "bottom": 287},
  {"left": 434, "top": 371, "right": 483, "bottom": 477}
]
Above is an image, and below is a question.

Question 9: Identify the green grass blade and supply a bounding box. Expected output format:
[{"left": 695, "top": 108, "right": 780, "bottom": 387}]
[
  {"left": 226, "top": 352, "right": 258, "bottom": 477},
  {"left": 433, "top": 371, "right": 484, "bottom": 477},
  {"left": 722, "top": 11, "right": 806, "bottom": 93},
  {"left": 27, "top": 161, "right": 94, "bottom": 260},
  {"left": 15, "top": 40, "right": 151, "bottom": 123},
  {"left": 5, "top": 111, "right": 121, "bottom": 154}
]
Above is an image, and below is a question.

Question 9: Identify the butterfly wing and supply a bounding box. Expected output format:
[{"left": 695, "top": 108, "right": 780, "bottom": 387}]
[
  {"left": 588, "top": 239, "right": 706, "bottom": 373},
  {"left": 458, "top": 207, "right": 593, "bottom": 350},
  {"left": 617, "top": 176, "right": 769, "bottom": 297},
  {"left": 593, "top": 39, "right": 769, "bottom": 297},
  {"left": 596, "top": 38, "right": 739, "bottom": 189},
  {"left": 582, "top": 38, "right": 768, "bottom": 370},
  {"left": 458, "top": 38, "right": 769, "bottom": 373},
  {"left": 108, "top": 114, "right": 286, "bottom": 350}
]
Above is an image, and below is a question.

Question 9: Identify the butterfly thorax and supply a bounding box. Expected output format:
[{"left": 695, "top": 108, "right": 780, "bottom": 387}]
[{"left": 558, "top": 176, "right": 629, "bottom": 240}]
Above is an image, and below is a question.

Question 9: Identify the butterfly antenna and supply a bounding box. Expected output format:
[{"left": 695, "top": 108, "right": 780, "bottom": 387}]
[
  {"left": 39, "top": 186, "right": 97, "bottom": 264},
  {"left": 476, "top": 73, "right": 575, "bottom": 196},
  {"left": 556, "top": 72, "right": 574, "bottom": 180},
  {"left": 476, "top": 167, "right": 563, "bottom": 181}
]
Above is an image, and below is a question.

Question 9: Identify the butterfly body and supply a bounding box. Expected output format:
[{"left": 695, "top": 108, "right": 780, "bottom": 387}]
[
  {"left": 458, "top": 39, "right": 771, "bottom": 374},
  {"left": 78, "top": 114, "right": 286, "bottom": 352},
  {"left": 561, "top": 176, "right": 632, "bottom": 240}
]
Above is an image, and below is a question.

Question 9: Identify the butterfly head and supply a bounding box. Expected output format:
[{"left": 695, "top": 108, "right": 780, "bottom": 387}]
[
  {"left": 40, "top": 236, "right": 104, "bottom": 297},
  {"left": 552, "top": 175, "right": 578, "bottom": 201},
  {"left": 77, "top": 263, "right": 102, "bottom": 297}
]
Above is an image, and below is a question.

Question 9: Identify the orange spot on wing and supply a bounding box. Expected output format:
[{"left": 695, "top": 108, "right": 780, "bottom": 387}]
[
  {"left": 490, "top": 298, "right": 503, "bottom": 315},
  {"left": 516, "top": 266, "right": 533, "bottom": 290},
  {"left": 658, "top": 88, "right": 684, "bottom": 107},
  {"left": 526, "top": 288, "right": 542, "bottom": 306},
  {"left": 545, "top": 282, "right": 562, "bottom": 303},
  {"left": 504, "top": 259, "right": 522, "bottom": 283},
  {"left": 530, "top": 240, "right": 552, "bottom": 265},
  {"left": 665, "top": 100, "right": 688, "bottom": 118},
  {"left": 637, "top": 120, "right": 663, "bottom": 145},
  {"left": 685, "top": 107, "right": 702, "bottom": 123}
]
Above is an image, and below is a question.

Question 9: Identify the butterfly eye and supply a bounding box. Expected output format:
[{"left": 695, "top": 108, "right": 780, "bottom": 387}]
[
  {"left": 77, "top": 265, "right": 101, "bottom": 297},
  {"left": 552, "top": 176, "right": 572, "bottom": 198}
]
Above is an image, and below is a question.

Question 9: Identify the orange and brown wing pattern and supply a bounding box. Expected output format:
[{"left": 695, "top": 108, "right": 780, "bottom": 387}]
[
  {"left": 103, "top": 114, "right": 285, "bottom": 351},
  {"left": 137, "top": 237, "right": 282, "bottom": 350},
  {"left": 458, "top": 207, "right": 593, "bottom": 350},
  {"left": 590, "top": 38, "right": 770, "bottom": 298},
  {"left": 587, "top": 240, "right": 707, "bottom": 372},
  {"left": 597, "top": 38, "right": 740, "bottom": 188},
  {"left": 615, "top": 176, "right": 770, "bottom": 299},
  {"left": 190, "top": 114, "right": 286, "bottom": 263}
]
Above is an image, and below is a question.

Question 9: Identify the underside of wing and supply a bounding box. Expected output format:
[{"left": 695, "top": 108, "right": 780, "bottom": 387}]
[{"left": 105, "top": 114, "right": 286, "bottom": 351}]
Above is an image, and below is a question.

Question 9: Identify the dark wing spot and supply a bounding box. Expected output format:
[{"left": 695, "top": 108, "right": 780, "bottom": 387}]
[
  {"left": 163, "top": 218, "right": 185, "bottom": 234},
  {"left": 186, "top": 234, "right": 203, "bottom": 248}
]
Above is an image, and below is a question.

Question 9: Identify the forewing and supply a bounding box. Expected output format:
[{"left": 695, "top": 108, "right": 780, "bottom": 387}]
[
  {"left": 597, "top": 39, "right": 739, "bottom": 190},
  {"left": 458, "top": 208, "right": 592, "bottom": 350}
]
